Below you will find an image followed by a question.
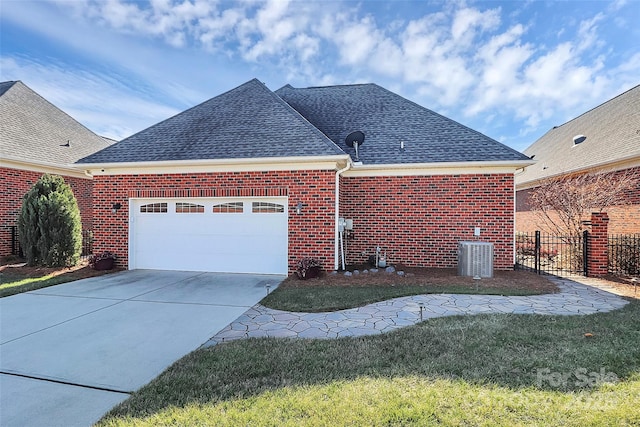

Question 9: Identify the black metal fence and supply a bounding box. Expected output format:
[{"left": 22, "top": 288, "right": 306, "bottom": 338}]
[
  {"left": 10, "top": 225, "right": 22, "bottom": 257},
  {"left": 515, "top": 231, "right": 588, "bottom": 276},
  {"left": 608, "top": 234, "right": 640, "bottom": 276},
  {"left": 9, "top": 226, "right": 93, "bottom": 259}
]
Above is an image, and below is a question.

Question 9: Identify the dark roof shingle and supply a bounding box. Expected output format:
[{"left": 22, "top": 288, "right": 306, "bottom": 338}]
[
  {"left": 79, "top": 79, "right": 344, "bottom": 164},
  {"left": 276, "top": 83, "right": 530, "bottom": 164}
]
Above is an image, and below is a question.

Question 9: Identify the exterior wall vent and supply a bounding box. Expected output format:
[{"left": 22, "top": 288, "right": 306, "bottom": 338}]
[
  {"left": 457, "top": 241, "right": 494, "bottom": 278},
  {"left": 573, "top": 135, "right": 586, "bottom": 145}
]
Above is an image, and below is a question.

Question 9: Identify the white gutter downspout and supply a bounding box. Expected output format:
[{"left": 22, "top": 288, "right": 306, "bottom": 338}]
[{"left": 334, "top": 161, "right": 352, "bottom": 271}]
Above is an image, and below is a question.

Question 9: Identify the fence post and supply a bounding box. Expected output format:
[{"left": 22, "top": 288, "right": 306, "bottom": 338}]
[
  {"left": 587, "top": 212, "right": 609, "bottom": 277},
  {"left": 583, "top": 230, "right": 589, "bottom": 276},
  {"left": 11, "top": 226, "right": 16, "bottom": 255},
  {"left": 535, "top": 230, "right": 540, "bottom": 274}
]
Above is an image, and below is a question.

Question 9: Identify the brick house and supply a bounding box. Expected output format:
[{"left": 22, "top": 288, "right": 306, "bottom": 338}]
[
  {"left": 516, "top": 84, "right": 640, "bottom": 234},
  {"left": 76, "top": 79, "right": 532, "bottom": 275},
  {"left": 0, "top": 81, "right": 113, "bottom": 256}
]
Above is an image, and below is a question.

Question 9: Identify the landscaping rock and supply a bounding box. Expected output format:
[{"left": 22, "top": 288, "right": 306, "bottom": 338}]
[
  {"left": 397, "top": 271, "right": 405, "bottom": 276},
  {"left": 385, "top": 266, "right": 396, "bottom": 273},
  {"left": 344, "top": 271, "right": 353, "bottom": 277},
  {"left": 353, "top": 270, "right": 360, "bottom": 275},
  {"left": 370, "top": 268, "right": 379, "bottom": 273},
  {"left": 362, "top": 269, "right": 369, "bottom": 274}
]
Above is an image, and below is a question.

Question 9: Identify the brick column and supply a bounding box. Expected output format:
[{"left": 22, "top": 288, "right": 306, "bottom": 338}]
[{"left": 587, "top": 212, "right": 609, "bottom": 277}]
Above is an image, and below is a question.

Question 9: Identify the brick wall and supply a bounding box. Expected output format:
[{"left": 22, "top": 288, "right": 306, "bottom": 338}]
[
  {"left": 91, "top": 170, "right": 337, "bottom": 272},
  {"left": 517, "top": 206, "right": 640, "bottom": 235},
  {"left": 340, "top": 173, "right": 516, "bottom": 270},
  {"left": 0, "top": 167, "right": 93, "bottom": 256},
  {"left": 516, "top": 166, "right": 640, "bottom": 234}
]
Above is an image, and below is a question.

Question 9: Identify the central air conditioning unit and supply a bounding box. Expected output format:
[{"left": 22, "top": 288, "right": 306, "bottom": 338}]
[{"left": 458, "top": 241, "right": 494, "bottom": 278}]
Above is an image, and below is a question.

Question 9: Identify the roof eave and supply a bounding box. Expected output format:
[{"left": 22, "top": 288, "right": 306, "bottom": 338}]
[
  {"left": 343, "top": 159, "right": 535, "bottom": 177},
  {"left": 515, "top": 154, "right": 640, "bottom": 190},
  {"left": 1, "top": 156, "right": 91, "bottom": 179},
  {"left": 75, "top": 154, "right": 351, "bottom": 176}
]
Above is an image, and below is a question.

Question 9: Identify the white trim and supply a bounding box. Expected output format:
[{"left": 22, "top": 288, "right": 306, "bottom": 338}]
[
  {"left": 342, "top": 160, "right": 534, "bottom": 177},
  {"left": 77, "top": 155, "right": 350, "bottom": 176},
  {"left": 1, "top": 157, "right": 90, "bottom": 179}
]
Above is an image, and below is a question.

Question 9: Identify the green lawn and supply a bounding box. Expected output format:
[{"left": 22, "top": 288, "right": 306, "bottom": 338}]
[
  {"left": 0, "top": 273, "right": 73, "bottom": 297},
  {"left": 262, "top": 284, "right": 552, "bottom": 312},
  {"left": 0, "top": 265, "right": 116, "bottom": 297},
  {"left": 98, "top": 299, "right": 640, "bottom": 426}
]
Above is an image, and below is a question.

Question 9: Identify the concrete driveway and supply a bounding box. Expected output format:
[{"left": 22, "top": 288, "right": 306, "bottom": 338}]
[{"left": 0, "top": 270, "right": 284, "bottom": 427}]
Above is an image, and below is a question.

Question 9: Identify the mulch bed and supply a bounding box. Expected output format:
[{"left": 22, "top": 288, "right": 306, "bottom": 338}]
[{"left": 282, "top": 266, "right": 560, "bottom": 294}]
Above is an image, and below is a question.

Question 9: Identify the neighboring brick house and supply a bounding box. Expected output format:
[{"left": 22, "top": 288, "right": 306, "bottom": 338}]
[
  {"left": 0, "top": 81, "right": 113, "bottom": 256},
  {"left": 76, "top": 79, "right": 532, "bottom": 275},
  {"left": 516, "top": 84, "right": 640, "bottom": 234}
]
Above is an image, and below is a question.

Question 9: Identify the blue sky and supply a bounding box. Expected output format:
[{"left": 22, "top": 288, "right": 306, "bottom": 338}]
[{"left": 1, "top": 0, "right": 638, "bottom": 152}]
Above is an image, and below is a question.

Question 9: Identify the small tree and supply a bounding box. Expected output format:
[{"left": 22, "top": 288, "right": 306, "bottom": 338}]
[
  {"left": 528, "top": 169, "right": 638, "bottom": 271},
  {"left": 17, "top": 174, "right": 82, "bottom": 267},
  {"left": 528, "top": 169, "right": 639, "bottom": 238}
]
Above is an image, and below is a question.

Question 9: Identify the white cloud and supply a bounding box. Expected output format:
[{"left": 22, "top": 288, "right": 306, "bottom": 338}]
[
  {"left": 451, "top": 7, "right": 500, "bottom": 43},
  {"left": 0, "top": 56, "right": 180, "bottom": 140},
  {"left": 5, "top": 0, "right": 639, "bottom": 148}
]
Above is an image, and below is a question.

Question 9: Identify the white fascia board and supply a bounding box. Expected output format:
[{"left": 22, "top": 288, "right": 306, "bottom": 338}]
[
  {"left": 342, "top": 160, "right": 535, "bottom": 177},
  {"left": 1, "top": 157, "right": 90, "bottom": 179},
  {"left": 515, "top": 155, "right": 640, "bottom": 191},
  {"left": 76, "top": 155, "right": 351, "bottom": 176}
]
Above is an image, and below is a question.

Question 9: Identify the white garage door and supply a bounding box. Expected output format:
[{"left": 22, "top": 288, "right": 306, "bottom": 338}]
[{"left": 130, "top": 198, "right": 288, "bottom": 274}]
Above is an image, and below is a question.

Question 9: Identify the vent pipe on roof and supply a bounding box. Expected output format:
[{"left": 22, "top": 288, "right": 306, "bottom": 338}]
[{"left": 573, "top": 135, "right": 586, "bottom": 145}]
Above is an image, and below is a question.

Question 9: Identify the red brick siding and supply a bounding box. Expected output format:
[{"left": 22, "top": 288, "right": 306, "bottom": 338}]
[
  {"left": 516, "top": 166, "right": 640, "bottom": 234},
  {"left": 340, "top": 174, "right": 516, "bottom": 270},
  {"left": 91, "top": 171, "right": 337, "bottom": 273},
  {"left": 588, "top": 212, "right": 609, "bottom": 277},
  {"left": 0, "top": 167, "right": 93, "bottom": 256}
]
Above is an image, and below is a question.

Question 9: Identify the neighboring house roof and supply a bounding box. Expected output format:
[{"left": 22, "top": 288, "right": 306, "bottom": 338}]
[
  {"left": 0, "top": 80, "right": 113, "bottom": 169},
  {"left": 276, "top": 83, "right": 530, "bottom": 165},
  {"left": 78, "top": 79, "right": 344, "bottom": 164},
  {"left": 516, "top": 84, "right": 640, "bottom": 188}
]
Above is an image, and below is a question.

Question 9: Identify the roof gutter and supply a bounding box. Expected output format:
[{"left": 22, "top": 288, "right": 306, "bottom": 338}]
[
  {"left": 1, "top": 156, "right": 90, "bottom": 179},
  {"left": 75, "top": 154, "right": 351, "bottom": 175},
  {"left": 334, "top": 160, "right": 352, "bottom": 271},
  {"left": 343, "top": 159, "right": 535, "bottom": 176},
  {"left": 515, "top": 155, "right": 640, "bottom": 190}
]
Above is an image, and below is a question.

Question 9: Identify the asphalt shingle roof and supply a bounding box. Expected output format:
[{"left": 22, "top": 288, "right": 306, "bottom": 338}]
[
  {"left": 0, "top": 81, "right": 113, "bottom": 166},
  {"left": 276, "top": 83, "right": 530, "bottom": 165},
  {"left": 516, "top": 84, "right": 640, "bottom": 186},
  {"left": 78, "top": 79, "right": 344, "bottom": 164}
]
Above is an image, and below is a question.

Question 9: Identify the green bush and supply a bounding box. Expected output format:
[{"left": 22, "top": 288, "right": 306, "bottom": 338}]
[{"left": 17, "top": 174, "right": 82, "bottom": 267}]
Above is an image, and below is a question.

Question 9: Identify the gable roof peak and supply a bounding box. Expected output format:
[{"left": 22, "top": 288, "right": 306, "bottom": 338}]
[
  {"left": 0, "top": 80, "right": 114, "bottom": 166},
  {"left": 78, "top": 78, "right": 345, "bottom": 164}
]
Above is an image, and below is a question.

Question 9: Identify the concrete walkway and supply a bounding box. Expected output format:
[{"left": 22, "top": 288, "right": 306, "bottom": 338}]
[{"left": 205, "top": 276, "right": 629, "bottom": 346}]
